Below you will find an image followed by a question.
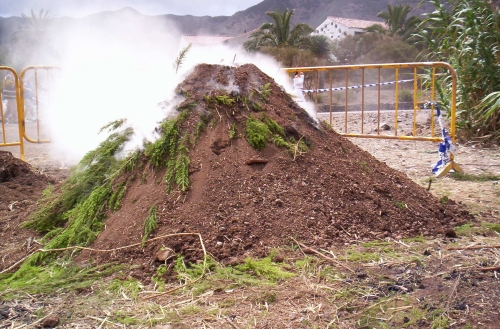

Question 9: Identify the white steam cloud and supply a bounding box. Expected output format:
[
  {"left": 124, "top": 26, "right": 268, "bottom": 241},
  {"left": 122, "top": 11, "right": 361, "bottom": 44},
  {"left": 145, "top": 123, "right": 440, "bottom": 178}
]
[
  {"left": 46, "top": 11, "right": 183, "bottom": 164},
  {"left": 36, "top": 12, "right": 315, "bottom": 165},
  {"left": 176, "top": 44, "right": 318, "bottom": 122}
]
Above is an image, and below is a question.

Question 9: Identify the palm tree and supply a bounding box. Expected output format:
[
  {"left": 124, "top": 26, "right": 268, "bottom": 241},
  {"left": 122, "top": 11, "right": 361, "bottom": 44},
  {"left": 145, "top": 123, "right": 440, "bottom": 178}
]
[
  {"left": 9, "top": 9, "right": 55, "bottom": 66},
  {"left": 22, "top": 9, "right": 54, "bottom": 31},
  {"left": 19, "top": 9, "right": 55, "bottom": 44},
  {"left": 244, "top": 9, "right": 313, "bottom": 51},
  {"left": 377, "top": 4, "right": 421, "bottom": 40},
  {"left": 364, "top": 23, "right": 388, "bottom": 34},
  {"left": 307, "top": 35, "right": 333, "bottom": 60}
]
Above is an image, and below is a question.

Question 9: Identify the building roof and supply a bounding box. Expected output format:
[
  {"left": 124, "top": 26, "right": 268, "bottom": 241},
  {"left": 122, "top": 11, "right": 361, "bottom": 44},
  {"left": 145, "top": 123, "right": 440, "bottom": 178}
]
[{"left": 326, "top": 16, "right": 387, "bottom": 29}]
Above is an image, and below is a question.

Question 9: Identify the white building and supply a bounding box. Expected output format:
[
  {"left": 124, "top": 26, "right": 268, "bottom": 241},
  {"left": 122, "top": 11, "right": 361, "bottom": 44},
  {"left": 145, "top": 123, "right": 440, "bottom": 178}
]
[{"left": 312, "top": 17, "right": 387, "bottom": 41}]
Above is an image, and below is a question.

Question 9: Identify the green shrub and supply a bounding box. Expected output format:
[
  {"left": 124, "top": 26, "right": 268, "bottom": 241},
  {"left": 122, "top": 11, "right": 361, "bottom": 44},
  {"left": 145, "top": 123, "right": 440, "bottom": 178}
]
[
  {"left": 399, "top": 89, "right": 413, "bottom": 102},
  {"left": 143, "top": 205, "right": 158, "bottom": 245},
  {"left": 246, "top": 118, "right": 271, "bottom": 150}
]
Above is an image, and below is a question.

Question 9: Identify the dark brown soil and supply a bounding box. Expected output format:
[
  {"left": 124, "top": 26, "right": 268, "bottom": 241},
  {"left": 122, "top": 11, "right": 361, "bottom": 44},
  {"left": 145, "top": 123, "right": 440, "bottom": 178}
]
[
  {"left": 0, "top": 151, "right": 56, "bottom": 271},
  {"left": 76, "top": 63, "right": 473, "bottom": 269}
]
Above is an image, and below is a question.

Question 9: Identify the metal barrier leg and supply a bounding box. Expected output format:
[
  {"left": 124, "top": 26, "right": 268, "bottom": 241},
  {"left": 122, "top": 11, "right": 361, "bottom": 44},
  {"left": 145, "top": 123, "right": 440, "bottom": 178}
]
[{"left": 435, "top": 154, "right": 463, "bottom": 178}]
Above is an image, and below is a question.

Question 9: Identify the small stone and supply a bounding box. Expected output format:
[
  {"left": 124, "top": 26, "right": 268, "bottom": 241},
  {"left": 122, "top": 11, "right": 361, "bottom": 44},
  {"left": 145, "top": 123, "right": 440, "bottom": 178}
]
[
  {"left": 225, "top": 257, "right": 241, "bottom": 266},
  {"left": 356, "top": 271, "right": 368, "bottom": 279},
  {"left": 219, "top": 226, "right": 226, "bottom": 231},
  {"left": 445, "top": 229, "right": 457, "bottom": 238},
  {"left": 272, "top": 254, "right": 284, "bottom": 263},
  {"left": 216, "top": 241, "right": 223, "bottom": 247},
  {"left": 40, "top": 314, "right": 59, "bottom": 328},
  {"left": 380, "top": 123, "right": 391, "bottom": 131},
  {"left": 155, "top": 249, "right": 174, "bottom": 262}
]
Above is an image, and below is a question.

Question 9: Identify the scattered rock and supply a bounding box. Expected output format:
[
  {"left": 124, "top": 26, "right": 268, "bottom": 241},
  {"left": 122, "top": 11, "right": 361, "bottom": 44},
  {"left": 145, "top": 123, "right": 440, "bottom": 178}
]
[
  {"left": 272, "top": 253, "right": 284, "bottom": 263},
  {"left": 40, "top": 313, "right": 59, "bottom": 328},
  {"left": 356, "top": 271, "right": 368, "bottom": 279},
  {"left": 380, "top": 123, "right": 391, "bottom": 131},
  {"left": 155, "top": 249, "right": 174, "bottom": 262},
  {"left": 445, "top": 228, "right": 457, "bottom": 238}
]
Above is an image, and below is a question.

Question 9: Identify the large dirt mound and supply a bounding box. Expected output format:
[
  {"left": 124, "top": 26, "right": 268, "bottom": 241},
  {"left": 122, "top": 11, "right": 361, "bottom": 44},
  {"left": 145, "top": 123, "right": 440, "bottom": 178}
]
[{"left": 81, "top": 63, "right": 472, "bottom": 268}]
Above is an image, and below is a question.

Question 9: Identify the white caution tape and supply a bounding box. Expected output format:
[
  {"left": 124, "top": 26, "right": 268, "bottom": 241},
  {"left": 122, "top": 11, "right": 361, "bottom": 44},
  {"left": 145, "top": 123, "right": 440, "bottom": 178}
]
[{"left": 302, "top": 79, "right": 414, "bottom": 93}]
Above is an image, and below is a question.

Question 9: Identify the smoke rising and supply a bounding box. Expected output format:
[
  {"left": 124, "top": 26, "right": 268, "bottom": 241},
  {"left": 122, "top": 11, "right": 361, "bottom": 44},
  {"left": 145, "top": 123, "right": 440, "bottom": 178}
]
[
  {"left": 27, "top": 10, "right": 315, "bottom": 165},
  {"left": 45, "top": 10, "right": 183, "bottom": 164}
]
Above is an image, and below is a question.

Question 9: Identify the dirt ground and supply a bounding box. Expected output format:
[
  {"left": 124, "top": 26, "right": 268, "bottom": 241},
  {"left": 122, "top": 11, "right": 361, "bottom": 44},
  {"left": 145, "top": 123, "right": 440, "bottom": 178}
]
[{"left": 0, "top": 64, "right": 499, "bottom": 328}]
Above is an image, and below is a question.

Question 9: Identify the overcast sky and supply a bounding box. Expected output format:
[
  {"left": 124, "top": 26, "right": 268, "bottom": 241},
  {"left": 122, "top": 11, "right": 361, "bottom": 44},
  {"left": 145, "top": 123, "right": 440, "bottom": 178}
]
[{"left": 0, "top": 0, "right": 264, "bottom": 18}]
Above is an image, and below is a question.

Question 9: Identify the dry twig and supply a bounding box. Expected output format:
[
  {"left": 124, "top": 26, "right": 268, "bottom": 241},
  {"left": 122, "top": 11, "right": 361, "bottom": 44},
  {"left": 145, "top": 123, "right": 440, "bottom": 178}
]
[
  {"left": 445, "top": 274, "right": 461, "bottom": 317},
  {"left": 469, "top": 266, "right": 500, "bottom": 272},
  {"left": 225, "top": 317, "right": 243, "bottom": 329},
  {"left": 245, "top": 159, "right": 269, "bottom": 165},
  {"left": 448, "top": 245, "right": 500, "bottom": 251},
  {"left": 290, "top": 237, "right": 355, "bottom": 273}
]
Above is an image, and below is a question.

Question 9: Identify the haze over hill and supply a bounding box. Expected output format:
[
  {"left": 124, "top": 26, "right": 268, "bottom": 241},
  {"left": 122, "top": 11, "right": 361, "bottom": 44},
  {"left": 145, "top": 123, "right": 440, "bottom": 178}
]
[
  {"left": 164, "top": 0, "right": 431, "bottom": 35},
  {"left": 0, "top": 0, "right": 429, "bottom": 48}
]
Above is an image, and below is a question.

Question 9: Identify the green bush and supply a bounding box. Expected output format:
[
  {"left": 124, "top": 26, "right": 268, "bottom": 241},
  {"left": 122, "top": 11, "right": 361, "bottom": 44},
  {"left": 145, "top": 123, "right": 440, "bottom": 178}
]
[
  {"left": 399, "top": 89, "right": 413, "bottom": 102},
  {"left": 246, "top": 118, "right": 271, "bottom": 150}
]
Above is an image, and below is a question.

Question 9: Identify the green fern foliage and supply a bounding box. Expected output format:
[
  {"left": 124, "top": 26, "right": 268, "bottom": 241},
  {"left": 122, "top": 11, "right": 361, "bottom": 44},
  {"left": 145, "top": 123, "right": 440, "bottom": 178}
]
[
  {"left": 145, "top": 110, "right": 189, "bottom": 169},
  {"left": 109, "top": 183, "right": 127, "bottom": 211},
  {"left": 23, "top": 124, "right": 134, "bottom": 233},
  {"left": 246, "top": 118, "right": 271, "bottom": 150},
  {"left": 143, "top": 205, "right": 158, "bottom": 245},
  {"left": 175, "top": 144, "right": 191, "bottom": 192},
  {"left": 144, "top": 110, "right": 192, "bottom": 193},
  {"left": 245, "top": 115, "right": 308, "bottom": 156},
  {"left": 21, "top": 122, "right": 138, "bottom": 263},
  {"left": 264, "top": 117, "right": 285, "bottom": 136}
]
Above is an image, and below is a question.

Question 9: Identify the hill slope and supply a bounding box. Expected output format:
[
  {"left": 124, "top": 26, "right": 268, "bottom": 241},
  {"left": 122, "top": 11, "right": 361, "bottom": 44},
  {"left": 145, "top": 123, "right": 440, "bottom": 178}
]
[
  {"left": 0, "top": 0, "right": 430, "bottom": 49},
  {"left": 140, "top": 0, "right": 431, "bottom": 35},
  {"left": 197, "top": 0, "right": 431, "bottom": 35}
]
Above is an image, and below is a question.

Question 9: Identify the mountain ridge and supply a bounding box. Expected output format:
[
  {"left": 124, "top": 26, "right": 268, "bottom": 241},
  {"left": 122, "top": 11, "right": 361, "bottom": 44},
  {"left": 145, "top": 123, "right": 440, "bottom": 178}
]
[{"left": 0, "top": 0, "right": 429, "bottom": 38}]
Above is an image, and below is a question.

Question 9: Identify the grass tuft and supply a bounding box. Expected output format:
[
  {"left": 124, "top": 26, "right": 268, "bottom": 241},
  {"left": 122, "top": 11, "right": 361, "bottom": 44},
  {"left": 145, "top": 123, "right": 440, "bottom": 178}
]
[
  {"left": 235, "top": 256, "right": 295, "bottom": 282},
  {"left": 450, "top": 172, "right": 500, "bottom": 181},
  {"left": 0, "top": 263, "right": 122, "bottom": 298}
]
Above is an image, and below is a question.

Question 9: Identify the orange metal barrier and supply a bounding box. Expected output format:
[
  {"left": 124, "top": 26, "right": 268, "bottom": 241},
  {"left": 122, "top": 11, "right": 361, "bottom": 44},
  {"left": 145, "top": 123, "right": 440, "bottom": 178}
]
[
  {"left": 19, "top": 65, "right": 60, "bottom": 143},
  {"left": 283, "top": 62, "right": 462, "bottom": 177},
  {"left": 0, "top": 67, "right": 25, "bottom": 160},
  {"left": 283, "top": 62, "right": 457, "bottom": 142}
]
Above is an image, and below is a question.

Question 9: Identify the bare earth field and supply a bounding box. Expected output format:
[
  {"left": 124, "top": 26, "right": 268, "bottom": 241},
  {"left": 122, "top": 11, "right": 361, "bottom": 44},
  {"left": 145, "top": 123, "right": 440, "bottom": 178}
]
[{"left": 1, "top": 73, "right": 500, "bottom": 328}]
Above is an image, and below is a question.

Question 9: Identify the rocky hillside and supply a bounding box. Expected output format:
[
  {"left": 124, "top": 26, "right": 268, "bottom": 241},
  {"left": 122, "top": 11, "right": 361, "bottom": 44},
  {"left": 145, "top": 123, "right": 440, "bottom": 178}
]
[
  {"left": 175, "top": 0, "right": 433, "bottom": 35},
  {"left": 0, "top": 0, "right": 431, "bottom": 46}
]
